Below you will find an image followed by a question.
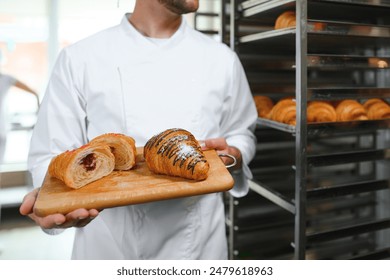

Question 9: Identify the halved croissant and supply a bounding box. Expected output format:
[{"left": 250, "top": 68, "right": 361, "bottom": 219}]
[
  {"left": 144, "top": 128, "right": 209, "bottom": 181},
  {"left": 307, "top": 101, "right": 337, "bottom": 123},
  {"left": 253, "top": 95, "right": 274, "bottom": 118},
  {"left": 90, "top": 133, "right": 136, "bottom": 170},
  {"left": 275, "top": 11, "right": 296, "bottom": 30},
  {"left": 363, "top": 98, "right": 390, "bottom": 120},
  {"left": 48, "top": 143, "right": 115, "bottom": 189},
  {"left": 335, "top": 100, "right": 368, "bottom": 121},
  {"left": 268, "top": 98, "right": 297, "bottom": 125}
]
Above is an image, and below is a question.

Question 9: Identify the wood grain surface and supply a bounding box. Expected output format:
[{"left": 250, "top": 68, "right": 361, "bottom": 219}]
[{"left": 34, "top": 148, "right": 234, "bottom": 217}]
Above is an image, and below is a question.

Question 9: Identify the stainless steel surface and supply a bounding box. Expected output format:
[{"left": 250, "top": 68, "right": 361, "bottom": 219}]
[
  {"left": 257, "top": 117, "right": 390, "bottom": 135},
  {"left": 249, "top": 179, "right": 296, "bottom": 213}
]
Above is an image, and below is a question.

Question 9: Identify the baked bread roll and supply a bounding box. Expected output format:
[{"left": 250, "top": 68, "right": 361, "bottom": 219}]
[
  {"left": 363, "top": 98, "right": 390, "bottom": 120},
  {"left": 253, "top": 95, "right": 274, "bottom": 118},
  {"left": 144, "top": 128, "right": 209, "bottom": 181},
  {"left": 335, "top": 99, "right": 368, "bottom": 121},
  {"left": 268, "top": 98, "right": 297, "bottom": 125},
  {"left": 307, "top": 101, "right": 337, "bottom": 123},
  {"left": 90, "top": 133, "right": 136, "bottom": 170},
  {"left": 48, "top": 143, "right": 115, "bottom": 189},
  {"left": 275, "top": 11, "right": 296, "bottom": 30}
]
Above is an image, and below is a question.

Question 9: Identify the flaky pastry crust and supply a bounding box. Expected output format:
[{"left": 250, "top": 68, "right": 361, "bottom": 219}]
[
  {"left": 144, "top": 128, "right": 209, "bottom": 181},
  {"left": 363, "top": 98, "right": 390, "bottom": 120},
  {"left": 48, "top": 143, "right": 115, "bottom": 189},
  {"left": 307, "top": 101, "right": 337, "bottom": 123},
  {"left": 269, "top": 98, "right": 297, "bottom": 125},
  {"left": 90, "top": 133, "right": 136, "bottom": 170},
  {"left": 335, "top": 100, "right": 368, "bottom": 121}
]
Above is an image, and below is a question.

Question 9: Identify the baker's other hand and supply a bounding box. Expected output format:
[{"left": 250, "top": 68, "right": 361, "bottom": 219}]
[
  {"left": 19, "top": 188, "right": 100, "bottom": 229},
  {"left": 201, "top": 138, "right": 242, "bottom": 171}
]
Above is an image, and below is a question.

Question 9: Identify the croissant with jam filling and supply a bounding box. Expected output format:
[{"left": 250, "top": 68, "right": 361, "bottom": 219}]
[
  {"left": 90, "top": 133, "right": 136, "bottom": 170},
  {"left": 48, "top": 143, "right": 115, "bottom": 189},
  {"left": 144, "top": 128, "right": 210, "bottom": 181}
]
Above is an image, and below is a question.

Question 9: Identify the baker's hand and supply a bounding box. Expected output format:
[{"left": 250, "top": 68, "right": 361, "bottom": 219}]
[
  {"left": 201, "top": 138, "right": 242, "bottom": 171},
  {"left": 19, "top": 188, "right": 99, "bottom": 229}
]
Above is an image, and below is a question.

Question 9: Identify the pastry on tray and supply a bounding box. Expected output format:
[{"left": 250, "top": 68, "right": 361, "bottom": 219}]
[
  {"left": 253, "top": 95, "right": 274, "bottom": 118},
  {"left": 268, "top": 98, "right": 297, "bottom": 125},
  {"left": 274, "top": 11, "right": 296, "bottom": 30},
  {"left": 307, "top": 101, "right": 337, "bottom": 123},
  {"left": 144, "top": 128, "right": 210, "bottom": 181},
  {"left": 363, "top": 98, "right": 390, "bottom": 120},
  {"left": 335, "top": 99, "right": 368, "bottom": 121}
]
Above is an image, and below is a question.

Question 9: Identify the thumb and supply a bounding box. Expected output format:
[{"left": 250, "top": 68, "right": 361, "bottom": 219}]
[{"left": 19, "top": 188, "right": 40, "bottom": 216}]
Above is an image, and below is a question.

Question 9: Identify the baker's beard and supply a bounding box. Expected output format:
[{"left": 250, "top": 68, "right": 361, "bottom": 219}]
[{"left": 158, "top": 0, "right": 199, "bottom": 14}]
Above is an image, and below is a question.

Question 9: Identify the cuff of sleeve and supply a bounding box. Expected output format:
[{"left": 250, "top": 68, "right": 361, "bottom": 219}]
[{"left": 226, "top": 136, "right": 256, "bottom": 167}]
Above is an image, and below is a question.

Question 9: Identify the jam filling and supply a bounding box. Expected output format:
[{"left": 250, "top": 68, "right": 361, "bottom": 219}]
[{"left": 80, "top": 153, "right": 96, "bottom": 171}]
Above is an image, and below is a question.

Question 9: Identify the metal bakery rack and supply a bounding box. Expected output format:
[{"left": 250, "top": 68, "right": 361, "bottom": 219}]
[{"left": 225, "top": 0, "right": 390, "bottom": 259}]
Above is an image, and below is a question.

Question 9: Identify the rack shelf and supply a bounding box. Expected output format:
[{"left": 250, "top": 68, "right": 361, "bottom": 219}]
[
  {"left": 306, "top": 218, "right": 390, "bottom": 244},
  {"left": 317, "top": 0, "right": 390, "bottom": 7},
  {"left": 242, "top": 55, "right": 390, "bottom": 72},
  {"left": 308, "top": 88, "right": 390, "bottom": 100},
  {"left": 351, "top": 247, "right": 390, "bottom": 260},
  {"left": 257, "top": 118, "right": 390, "bottom": 135},
  {"left": 307, "top": 179, "right": 390, "bottom": 200},
  {"left": 249, "top": 180, "right": 296, "bottom": 213}
]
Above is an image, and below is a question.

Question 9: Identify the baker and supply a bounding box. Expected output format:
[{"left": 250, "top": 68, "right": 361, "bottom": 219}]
[{"left": 20, "top": 0, "right": 257, "bottom": 259}]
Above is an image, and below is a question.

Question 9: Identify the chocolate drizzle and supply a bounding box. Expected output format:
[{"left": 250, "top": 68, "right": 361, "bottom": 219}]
[{"left": 145, "top": 128, "right": 207, "bottom": 175}]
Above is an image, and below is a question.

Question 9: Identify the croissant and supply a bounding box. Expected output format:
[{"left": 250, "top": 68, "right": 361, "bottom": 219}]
[
  {"left": 335, "top": 99, "right": 368, "bottom": 121},
  {"left": 274, "top": 11, "right": 296, "bottom": 30},
  {"left": 307, "top": 101, "right": 337, "bottom": 123},
  {"left": 48, "top": 143, "right": 115, "bottom": 189},
  {"left": 144, "top": 128, "right": 210, "bottom": 181},
  {"left": 253, "top": 95, "right": 274, "bottom": 118},
  {"left": 268, "top": 98, "right": 296, "bottom": 125},
  {"left": 363, "top": 98, "right": 390, "bottom": 120},
  {"left": 90, "top": 133, "right": 136, "bottom": 170}
]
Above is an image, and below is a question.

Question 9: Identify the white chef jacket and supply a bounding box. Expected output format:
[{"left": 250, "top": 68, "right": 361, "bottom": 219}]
[
  {"left": 0, "top": 73, "right": 16, "bottom": 163},
  {"left": 28, "top": 14, "right": 257, "bottom": 260}
]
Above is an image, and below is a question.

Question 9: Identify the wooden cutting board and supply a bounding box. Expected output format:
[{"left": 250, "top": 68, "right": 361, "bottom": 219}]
[{"left": 34, "top": 148, "right": 234, "bottom": 217}]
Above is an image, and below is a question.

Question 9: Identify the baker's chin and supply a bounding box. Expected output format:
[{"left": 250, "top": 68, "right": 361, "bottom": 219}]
[{"left": 161, "top": 0, "right": 199, "bottom": 14}]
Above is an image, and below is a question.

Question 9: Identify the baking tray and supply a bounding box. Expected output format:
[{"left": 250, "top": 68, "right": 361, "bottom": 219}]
[
  {"left": 257, "top": 117, "right": 390, "bottom": 135},
  {"left": 34, "top": 148, "right": 234, "bottom": 217}
]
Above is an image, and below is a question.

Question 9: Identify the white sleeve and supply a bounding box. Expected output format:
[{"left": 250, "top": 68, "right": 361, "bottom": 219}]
[
  {"left": 28, "top": 49, "right": 88, "bottom": 193},
  {"left": 2, "top": 74, "right": 17, "bottom": 86},
  {"left": 221, "top": 52, "right": 257, "bottom": 198}
]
